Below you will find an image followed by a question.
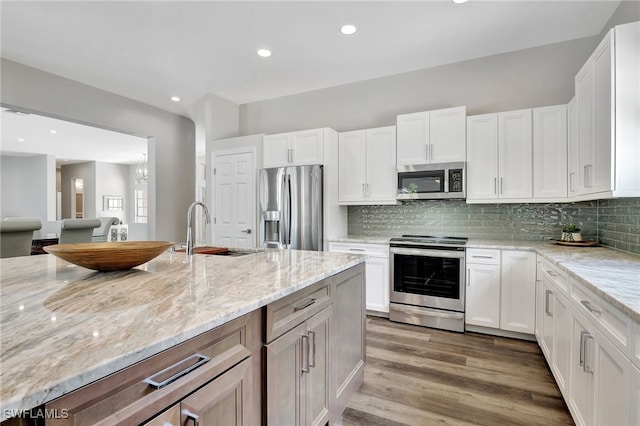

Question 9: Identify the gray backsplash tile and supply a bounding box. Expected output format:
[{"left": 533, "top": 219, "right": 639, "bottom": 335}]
[{"left": 347, "top": 197, "right": 640, "bottom": 255}]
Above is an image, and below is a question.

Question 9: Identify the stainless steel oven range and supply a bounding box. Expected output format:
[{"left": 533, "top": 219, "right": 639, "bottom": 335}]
[{"left": 389, "top": 235, "right": 467, "bottom": 332}]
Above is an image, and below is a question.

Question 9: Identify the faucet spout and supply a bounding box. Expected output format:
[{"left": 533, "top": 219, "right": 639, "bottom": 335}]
[{"left": 187, "top": 201, "right": 211, "bottom": 256}]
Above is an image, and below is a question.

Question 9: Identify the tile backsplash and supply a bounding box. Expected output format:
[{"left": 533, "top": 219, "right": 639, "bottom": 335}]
[{"left": 347, "top": 197, "right": 640, "bottom": 254}]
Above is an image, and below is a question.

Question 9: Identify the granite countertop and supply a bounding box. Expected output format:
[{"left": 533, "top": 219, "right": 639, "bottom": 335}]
[{"left": 0, "top": 249, "right": 365, "bottom": 420}]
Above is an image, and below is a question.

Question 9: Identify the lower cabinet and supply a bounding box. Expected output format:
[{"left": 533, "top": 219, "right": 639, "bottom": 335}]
[
  {"left": 265, "top": 306, "right": 332, "bottom": 426},
  {"left": 144, "top": 358, "right": 252, "bottom": 426},
  {"left": 328, "top": 242, "right": 389, "bottom": 314},
  {"left": 631, "top": 364, "right": 640, "bottom": 425},
  {"left": 465, "top": 249, "right": 535, "bottom": 335}
]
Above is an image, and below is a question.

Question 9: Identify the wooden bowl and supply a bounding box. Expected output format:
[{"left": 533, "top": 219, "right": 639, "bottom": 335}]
[{"left": 44, "top": 241, "right": 173, "bottom": 272}]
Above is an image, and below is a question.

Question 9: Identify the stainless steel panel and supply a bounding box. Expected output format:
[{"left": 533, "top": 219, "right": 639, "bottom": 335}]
[
  {"left": 389, "top": 303, "right": 465, "bottom": 333},
  {"left": 259, "top": 165, "right": 323, "bottom": 251}
]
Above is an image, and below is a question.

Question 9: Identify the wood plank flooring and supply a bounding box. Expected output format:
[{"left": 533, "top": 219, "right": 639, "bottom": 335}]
[{"left": 337, "top": 316, "right": 574, "bottom": 426}]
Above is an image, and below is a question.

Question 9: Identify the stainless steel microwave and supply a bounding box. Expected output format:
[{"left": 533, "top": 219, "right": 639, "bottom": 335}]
[{"left": 397, "top": 162, "right": 466, "bottom": 200}]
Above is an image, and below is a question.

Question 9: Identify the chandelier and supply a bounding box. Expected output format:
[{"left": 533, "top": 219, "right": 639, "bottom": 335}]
[{"left": 135, "top": 153, "right": 148, "bottom": 183}]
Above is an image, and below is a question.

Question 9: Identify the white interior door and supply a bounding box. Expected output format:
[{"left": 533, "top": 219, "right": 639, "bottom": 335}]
[{"left": 213, "top": 151, "right": 255, "bottom": 248}]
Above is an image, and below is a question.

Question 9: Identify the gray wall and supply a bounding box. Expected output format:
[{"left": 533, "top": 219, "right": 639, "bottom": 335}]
[
  {"left": 95, "top": 162, "right": 130, "bottom": 223},
  {"left": 0, "top": 58, "right": 195, "bottom": 242},
  {"left": 239, "top": 36, "right": 598, "bottom": 135},
  {"left": 1, "top": 154, "right": 56, "bottom": 220},
  {"left": 61, "top": 162, "right": 96, "bottom": 219}
]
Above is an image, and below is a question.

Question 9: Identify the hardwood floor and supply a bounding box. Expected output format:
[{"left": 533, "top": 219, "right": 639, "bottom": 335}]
[{"left": 337, "top": 316, "right": 574, "bottom": 426}]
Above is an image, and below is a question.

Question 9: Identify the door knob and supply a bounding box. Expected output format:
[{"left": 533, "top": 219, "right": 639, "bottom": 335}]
[{"left": 240, "top": 229, "right": 252, "bottom": 234}]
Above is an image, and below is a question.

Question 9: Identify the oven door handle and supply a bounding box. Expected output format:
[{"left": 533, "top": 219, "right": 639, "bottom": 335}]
[{"left": 390, "top": 247, "right": 465, "bottom": 259}]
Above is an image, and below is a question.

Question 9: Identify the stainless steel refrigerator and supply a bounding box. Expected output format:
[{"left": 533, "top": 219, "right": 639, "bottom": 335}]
[{"left": 259, "top": 164, "right": 323, "bottom": 251}]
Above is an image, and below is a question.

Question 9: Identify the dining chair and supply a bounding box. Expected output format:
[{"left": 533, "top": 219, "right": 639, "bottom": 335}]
[
  {"left": 0, "top": 218, "right": 43, "bottom": 258},
  {"left": 59, "top": 218, "right": 101, "bottom": 244},
  {"left": 92, "top": 217, "right": 120, "bottom": 242}
]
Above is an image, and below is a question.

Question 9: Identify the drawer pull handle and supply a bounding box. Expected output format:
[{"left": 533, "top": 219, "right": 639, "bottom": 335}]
[
  {"left": 294, "top": 298, "right": 316, "bottom": 312},
  {"left": 183, "top": 409, "right": 199, "bottom": 426},
  {"left": 349, "top": 248, "right": 366, "bottom": 252},
  {"left": 471, "top": 255, "right": 494, "bottom": 259},
  {"left": 581, "top": 300, "right": 601, "bottom": 315},
  {"left": 143, "top": 353, "right": 211, "bottom": 389},
  {"left": 545, "top": 270, "right": 557, "bottom": 277}
]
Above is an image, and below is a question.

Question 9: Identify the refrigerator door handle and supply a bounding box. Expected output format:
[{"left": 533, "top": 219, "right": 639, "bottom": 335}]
[{"left": 283, "top": 174, "right": 292, "bottom": 245}]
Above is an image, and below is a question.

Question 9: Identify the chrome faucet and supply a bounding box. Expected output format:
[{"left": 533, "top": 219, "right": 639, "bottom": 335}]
[{"left": 186, "top": 201, "right": 211, "bottom": 255}]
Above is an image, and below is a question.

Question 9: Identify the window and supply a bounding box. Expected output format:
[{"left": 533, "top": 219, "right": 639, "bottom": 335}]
[{"left": 135, "top": 189, "right": 148, "bottom": 223}]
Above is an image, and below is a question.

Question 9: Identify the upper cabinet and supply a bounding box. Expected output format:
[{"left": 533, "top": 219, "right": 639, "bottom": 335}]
[
  {"left": 533, "top": 105, "right": 567, "bottom": 199},
  {"left": 396, "top": 106, "right": 466, "bottom": 165},
  {"left": 263, "top": 128, "right": 326, "bottom": 168},
  {"left": 338, "top": 126, "right": 397, "bottom": 205},
  {"left": 574, "top": 22, "right": 640, "bottom": 199},
  {"left": 467, "top": 109, "right": 532, "bottom": 202}
]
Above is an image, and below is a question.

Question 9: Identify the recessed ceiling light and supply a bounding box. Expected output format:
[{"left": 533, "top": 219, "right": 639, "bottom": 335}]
[
  {"left": 340, "top": 24, "right": 357, "bottom": 35},
  {"left": 50, "top": 130, "right": 57, "bottom": 134},
  {"left": 170, "top": 96, "right": 181, "bottom": 102},
  {"left": 18, "top": 138, "right": 24, "bottom": 142},
  {"left": 257, "top": 49, "right": 272, "bottom": 58},
  {"left": 452, "top": 0, "right": 469, "bottom": 3}
]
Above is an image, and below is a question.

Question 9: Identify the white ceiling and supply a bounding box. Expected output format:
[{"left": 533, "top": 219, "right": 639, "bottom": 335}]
[
  {"left": 0, "top": 108, "right": 148, "bottom": 166},
  {"left": 0, "top": 1, "right": 621, "bottom": 118}
]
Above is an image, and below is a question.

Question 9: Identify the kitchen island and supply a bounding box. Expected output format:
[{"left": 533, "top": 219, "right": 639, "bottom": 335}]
[{"left": 0, "top": 249, "right": 366, "bottom": 423}]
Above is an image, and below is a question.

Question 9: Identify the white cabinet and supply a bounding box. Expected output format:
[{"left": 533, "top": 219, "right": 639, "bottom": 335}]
[
  {"left": 631, "top": 364, "right": 640, "bottom": 426},
  {"left": 466, "top": 110, "right": 532, "bottom": 202},
  {"left": 573, "top": 22, "right": 640, "bottom": 198},
  {"left": 567, "top": 97, "right": 580, "bottom": 196},
  {"left": 568, "top": 306, "right": 631, "bottom": 426},
  {"left": 396, "top": 106, "right": 466, "bottom": 165},
  {"left": 465, "top": 249, "right": 535, "bottom": 336},
  {"left": 328, "top": 242, "right": 389, "bottom": 314},
  {"left": 263, "top": 128, "right": 325, "bottom": 167},
  {"left": 338, "top": 126, "right": 397, "bottom": 205},
  {"left": 466, "top": 249, "right": 501, "bottom": 329},
  {"left": 533, "top": 105, "right": 567, "bottom": 199},
  {"left": 500, "top": 250, "right": 536, "bottom": 334}
]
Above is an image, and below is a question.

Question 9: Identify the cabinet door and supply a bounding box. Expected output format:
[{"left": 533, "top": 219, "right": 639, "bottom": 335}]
[
  {"left": 365, "top": 126, "right": 397, "bottom": 202},
  {"left": 631, "top": 364, "right": 640, "bottom": 426},
  {"left": 591, "top": 33, "right": 613, "bottom": 194},
  {"left": 500, "top": 250, "right": 536, "bottom": 334},
  {"left": 265, "top": 323, "right": 305, "bottom": 426},
  {"left": 338, "top": 130, "right": 367, "bottom": 202},
  {"left": 539, "top": 279, "right": 554, "bottom": 360},
  {"left": 567, "top": 97, "right": 580, "bottom": 196},
  {"left": 180, "top": 358, "right": 252, "bottom": 426},
  {"left": 429, "top": 106, "right": 466, "bottom": 163},
  {"left": 291, "top": 128, "right": 324, "bottom": 166},
  {"left": 533, "top": 105, "right": 567, "bottom": 199},
  {"left": 466, "top": 114, "right": 499, "bottom": 200},
  {"left": 498, "top": 109, "right": 532, "bottom": 199},
  {"left": 593, "top": 328, "right": 630, "bottom": 426},
  {"left": 465, "top": 263, "right": 500, "bottom": 328},
  {"left": 552, "top": 292, "right": 572, "bottom": 396},
  {"left": 365, "top": 256, "right": 389, "bottom": 313},
  {"left": 568, "top": 311, "right": 595, "bottom": 426},
  {"left": 575, "top": 60, "right": 594, "bottom": 195},
  {"left": 306, "top": 307, "right": 332, "bottom": 426},
  {"left": 264, "top": 133, "right": 292, "bottom": 167},
  {"left": 396, "top": 111, "right": 429, "bottom": 165}
]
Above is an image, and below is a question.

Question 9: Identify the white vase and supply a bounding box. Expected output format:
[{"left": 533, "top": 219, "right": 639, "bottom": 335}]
[{"left": 561, "top": 232, "right": 582, "bottom": 242}]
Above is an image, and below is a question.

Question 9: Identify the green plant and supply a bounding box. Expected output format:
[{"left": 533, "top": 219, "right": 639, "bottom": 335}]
[
  {"left": 562, "top": 223, "right": 581, "bottom": 232},
  {"left": 407, "top": 183, "right": 419, "bottom": 194}
]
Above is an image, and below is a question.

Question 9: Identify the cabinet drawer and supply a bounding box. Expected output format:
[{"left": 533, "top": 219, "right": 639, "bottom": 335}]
[
  {"left": 46, "top": 311, "right": 261, "bottom": 426},
  {"left": 633, "top": 321, "right": 640, "bottom": 369},
  {"left": 539, "top": 257, "right": 569, "bottom": 294},
  {"left": 328, "top": 242, "right": 389, "bottom": 257},
  {"left": 265, "top": 279, "right": 332, "bottom": 343},
  {"left": 466, "top": 249, "right": 501, "bottom": 265},
  {"left": 571, "top": 278, "right": 632, "bottom": 357}
]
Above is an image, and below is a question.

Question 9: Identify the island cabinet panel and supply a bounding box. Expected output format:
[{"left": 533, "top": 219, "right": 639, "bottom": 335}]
[
  {"left": 44, "top": 311, "right": 262, "bottom": 426},
  {"left": 330, "top": 264, "right": 366, "bottom": 424}
]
